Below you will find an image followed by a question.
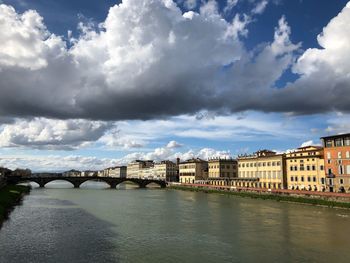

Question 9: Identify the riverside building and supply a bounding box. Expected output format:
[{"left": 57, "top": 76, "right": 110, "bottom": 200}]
[
  {"left": 127, "top": 160, "right": 154, "bottom": 178},
  {"left": 238, "top": 150, "right": 286, "bottom": 189},
  {"left": 321, "top": 133, "right": 350, "bottom": 193},
  {"left": 285, "top": 146, "right": 325, "bottom": 191},
  {"left": 154, "top": 161, "right": 178, "bottom": 181},
  {"left": 99, "top": 166, "right": 127, "bottom": 178},
  {"left": 208, "top": 158, "right": 238, "bottom": 178},
  {"left": 179, "top": 158, "right": 208, "bottom": 184}
]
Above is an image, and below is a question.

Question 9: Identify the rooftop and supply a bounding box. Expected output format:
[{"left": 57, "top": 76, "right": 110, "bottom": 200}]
[{"left": 320, "top": 133, "right": 350, "bottom": 140}]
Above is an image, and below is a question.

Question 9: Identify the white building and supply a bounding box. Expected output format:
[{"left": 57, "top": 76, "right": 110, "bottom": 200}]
[{"left": 99, "top": 166, "right": 127, "bottom": 178}]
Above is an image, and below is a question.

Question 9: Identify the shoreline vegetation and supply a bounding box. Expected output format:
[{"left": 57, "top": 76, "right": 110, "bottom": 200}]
[
  {"left": 169, "top": 185, "right": 350, "bottom": 209},
  {"left": 0, "top": 185, "right": 30, "bottom": 228}
]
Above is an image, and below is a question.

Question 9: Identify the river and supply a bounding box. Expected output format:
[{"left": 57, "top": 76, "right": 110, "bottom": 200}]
[{"left": 0, "top": 181, "right": 350, "bottom": 263}]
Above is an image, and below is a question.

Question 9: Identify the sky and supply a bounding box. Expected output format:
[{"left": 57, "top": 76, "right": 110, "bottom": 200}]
[{"left": 0, "top": 0, "right": 349, "bottom": 172}]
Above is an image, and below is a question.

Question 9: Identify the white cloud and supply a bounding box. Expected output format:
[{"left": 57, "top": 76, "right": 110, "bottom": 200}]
[
  {"left": 300, "top": 140, "right": 313, "bottom": 147},
  {"left": 115, "top": 142, "right": 232, "bottom": 166},
  {"left": 166, "top": 140, "right": 183, "bottom": 148},
  {"left": 0, "top": 4, "right": 66, "bottom": 70},
  {"left": 224, "top": 0, "right": 239, "bottom": 14},
  {"left": 251, "top": 0, "right": 268, "bottom": 15},
  {"left": 0, "top": 154, "right": 117, "bottom": 172},
  {"left": 0, "top": 142, "right": 232, "bottom": 171},
  {"left": 0, "top": 118, "right": 109, "bottom": 150}
]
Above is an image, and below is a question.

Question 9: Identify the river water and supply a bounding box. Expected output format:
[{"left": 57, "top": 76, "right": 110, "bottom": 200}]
[{"left": 1, "top": 181, "right": 350, "bottom": 263}]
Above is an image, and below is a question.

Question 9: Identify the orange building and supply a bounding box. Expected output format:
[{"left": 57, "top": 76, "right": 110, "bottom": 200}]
[{"left": 321, "top": 133, "right": 350, "bottom": 193}]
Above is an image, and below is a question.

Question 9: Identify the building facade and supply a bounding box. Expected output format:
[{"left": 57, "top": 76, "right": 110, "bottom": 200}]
[
  {"left": 127, "top": 160, "right": 154, "bottom": 178},
  {"left": 322, "top": 133, "right": 350, "bottom": 193},
  {"left": 154, "top": 161, "right": 177, "bottom": 181},
  {"left": 179, "top": 158, "right": 208, "bottom": 184},
  {"left": 285, "top": 146, "right": 325, "bottom": 191},
  {"left": 63, "top": 169, "right": 81, "bottom": 177},
  {"left": 99, "top": 166, "right": 127, "bottom": 178},
  {"left": 208, "top": 158, "right": 238, "bottom": 178},
  {"left": 238, "top": 150, "right": 286, "bottom": 189}
]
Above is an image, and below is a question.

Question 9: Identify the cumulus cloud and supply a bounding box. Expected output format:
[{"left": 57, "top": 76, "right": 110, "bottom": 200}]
[
  {"left": 0, "top": 0, "right": 349, "bottom": 123},
  {"left": 116, "top": 142, "right": 232, "bottom": 166},
  {"left": 0, "top": 142, "right": 232, "bottom": 171},
  {"left": 268, "top": 2, "right": 350, "bottom": 114},
  {"left": 0, "top": 118, "right": 110, "bottom": 150},
  {"left": 0, "top": 154, "right": 117, "bottom": 172},
  {"left": 166, "top": 140, "right": 183, "bottom": 148}
]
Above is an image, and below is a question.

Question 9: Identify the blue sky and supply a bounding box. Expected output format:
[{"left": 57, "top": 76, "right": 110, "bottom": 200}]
[{"left": 0, "top": 0, "right": 349, "bottom": 171}]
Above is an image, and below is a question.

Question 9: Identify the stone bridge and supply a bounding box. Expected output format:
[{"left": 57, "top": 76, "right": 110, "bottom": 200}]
[{"left": 6, "top": 176, "right": 166, "bottom": 189}]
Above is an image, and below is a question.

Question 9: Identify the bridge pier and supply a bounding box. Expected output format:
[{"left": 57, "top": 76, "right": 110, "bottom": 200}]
[
  {"left": 139, "top": 183, "right": 147, "bottom": 188},
  {"left": 109, "top": 182, "right": 117, "bottom": 189}
]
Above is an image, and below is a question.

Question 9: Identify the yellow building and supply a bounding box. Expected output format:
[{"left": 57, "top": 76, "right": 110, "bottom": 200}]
[
  {"left": 285, "top": 146, "right": 326, "bottom": 191},
  {"left": 179, "top": 158, "right": 208, "bottom": 184},
  {"left": 238, "top": 150, "right": 286, "bottom": 189},
  {"left": 208, "top": 158, "right": 237, "bottom": 178}
]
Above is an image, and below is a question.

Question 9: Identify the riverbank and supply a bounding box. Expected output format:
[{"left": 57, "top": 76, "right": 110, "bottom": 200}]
[
  {"left": 170, "top": 185, "right": 350, "bottom": 209},
  {"left": 0, "top": 185, "right": 30, "bottom": 227}
]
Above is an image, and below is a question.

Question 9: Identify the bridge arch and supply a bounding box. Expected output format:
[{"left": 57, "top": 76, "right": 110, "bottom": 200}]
[
  {"left": 115, "top": 179, "right": 142, "bottom": 189},
  {"left": 79, "top": 179, "right": 111, "bottom": 189},
  {"left": 140, "top": 180, "right": 165, "bottom": 188},
  {"left": 44, "top": 179, "right": 75, "bottom": 188}
]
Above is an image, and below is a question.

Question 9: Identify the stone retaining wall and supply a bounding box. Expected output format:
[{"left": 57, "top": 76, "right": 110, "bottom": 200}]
[{"left": 177, "top": 183, "right": 350, "bottom": 203}]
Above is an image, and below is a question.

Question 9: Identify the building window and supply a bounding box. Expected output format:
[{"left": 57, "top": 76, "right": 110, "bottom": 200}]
[
  {"left": 347, "top": 165, "right": 350, "bottom": 175},
  {"left": 326, "top": 152, "right": 331, "bottom": 159},
  {"left": 295, "top": 176, "right": 298, "bottom": 182},
  {"left": 312, "top": 165, "right": 316, "bottom": 171},
  {"left": 325, "top": 140, "right": 333, "bottom": 148},
  {"left": 340, "top": 179, "right": 344, "bottom": 185},
  {"left": 291, "top": 176, "right": 294, "bottom": 182},
  {"left": 320, "top": 165, "right": 324, "bottom": 171},
  {"left": 306, "top": 165, "right": 310, "bottom": 171},
  {"left": 300, "top": 164, "right": 304, "bottom": 171},
  {"left": 328, "top": 168, "right": 332, "bottom": 175},
  {"left": 290, "top": 166, "right": 293, "bottom": 171},
  {"left": 301, "top": 176, "right": 304, "bottom": 182},
  {"left": 307, "top": 177, "right": 311, "bottom": 182},
  {"left": 313, "top": 177, "right": 316, "bottom": 182},
  {"left": 346, "top": 151, "right": 350, "bottom": 159},
  {"left": 345, "top": 137, "right": 350, "bottom": 146},
  {"left": 339, "top": 165, "right": 344, "bottom": 175},
  {"left": 335, "top": 138, "right": 343, "bottom": 147},
  {"left": 338, "top": 152, "right": 342, "bottom": 159},
  {"left": 321, "top": 178, "right": 325, "bottom": 184}
]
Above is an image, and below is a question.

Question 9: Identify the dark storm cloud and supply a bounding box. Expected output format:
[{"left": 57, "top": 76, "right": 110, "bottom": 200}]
[{"left": 0, "top": 1, "right": 349, "bottom": 122}]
